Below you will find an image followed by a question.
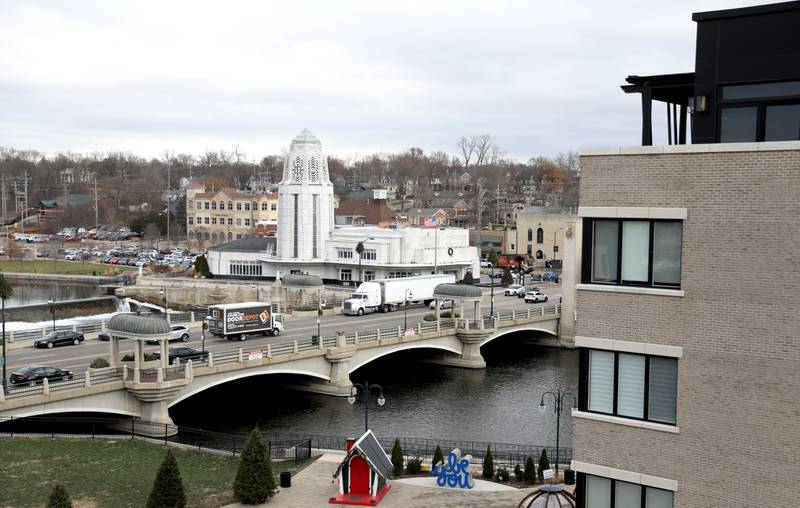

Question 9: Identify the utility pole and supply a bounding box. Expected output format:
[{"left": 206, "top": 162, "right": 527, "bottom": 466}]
[
  {"left": 22, "top": 171, "right": 28, "bottom": 236},
  {"left": 496, "top": 184, "right": 501, "bottom": 224},
  {"left": 166, "top": 162, "right": 171, "bottom": 249},
  {"left": 93, "top": 174, "right": 99, "bottom": 230}
]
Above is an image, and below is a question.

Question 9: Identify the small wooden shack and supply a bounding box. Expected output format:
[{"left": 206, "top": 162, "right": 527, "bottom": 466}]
[{"left": 329, "top": 430, "right": 393, "bottom": 506}]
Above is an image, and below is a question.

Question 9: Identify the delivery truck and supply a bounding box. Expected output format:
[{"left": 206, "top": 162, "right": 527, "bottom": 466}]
[
  {"left": 207, "top": 302, "right": 284, "bottom": 341},
  {"left": 342, "top": 274, "right": 456, "bottom": 316}
]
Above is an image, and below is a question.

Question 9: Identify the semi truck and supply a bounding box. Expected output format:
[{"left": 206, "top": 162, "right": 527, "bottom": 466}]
[
  {"left": 207, "top": 302, "right": 284, "bottom": 341},
  {"left": 342, "top": 274, "right": 456, "bottom": 316}
]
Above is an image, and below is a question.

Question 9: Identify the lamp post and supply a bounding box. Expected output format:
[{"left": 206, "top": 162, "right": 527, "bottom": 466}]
[
  {"left": 347, "top": 381, "right": 386, "bottom": 432},
  {"left": 47, "top": 295, "right": 56, "bottom": 332},
  {"left": 201, "top": 318, "right": 207, "bottom": 353},
  {"left": 251, "top": 281, "right": 259, "bottom": 301},
  {"left": 159, "top": 287, "right": 168, "bottom": 321},
  {"left": 489, "top": 263, "right": 495, "bottom": 317},
  {"left": 403, "top": 289, "right": 412, "bottom": 333},
  {"left": 539, "top": 389, "right": 577, "bottom": 475},
  {"left": 553, "top": 228, "right": 563, "bottom": 263}
]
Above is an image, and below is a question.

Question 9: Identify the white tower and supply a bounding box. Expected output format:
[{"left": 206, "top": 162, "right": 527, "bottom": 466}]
[{"left": 277, "top": 129, "right": 334, "bottom": 261}]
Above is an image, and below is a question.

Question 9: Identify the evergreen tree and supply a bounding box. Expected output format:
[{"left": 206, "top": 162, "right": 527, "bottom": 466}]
[
  {"left": 514, "top": 464, "right": 524, "bottom": 482},
  {"left": 524, "top": 456, "right": 536, "bottom": 485},
  {"left": 461, "top": 270, "right": 475, "bottom": 285},
  {"left": 501, "top": 266, "right": 513, "bottom": 286},
  {"left": 46, "top": 484, "right": 72, "bottom": 508},
  {"left": 234, "top": 427, "right": 276, "bottom": 504},
  {"left": 538, "top": 449, "right": 550, "bottom": 481},
  {"left": 391, "top": 439, "right": 404, "bottom": 477},
  {"left": 487, "top": 249, "right": 498, "bottom": 265},
  {"left": 482, "top": 445, "right": 494, "bottom": 480},
  {"left": 146, "top": 450, "right": 186, "bottom": 508},
  {"left": 431, "top": 446, "right": 444, "bottom": 469},
  {"left": 194, "top": 255, "right": 211, "bottom": 277}
]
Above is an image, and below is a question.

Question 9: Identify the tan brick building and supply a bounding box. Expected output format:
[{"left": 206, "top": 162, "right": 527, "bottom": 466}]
[
  {"left": 515, "top": 207, "right": 575, "bottom": 268},
  {"left": 185, "top": 183, "right": 278, "bottom": 246}
]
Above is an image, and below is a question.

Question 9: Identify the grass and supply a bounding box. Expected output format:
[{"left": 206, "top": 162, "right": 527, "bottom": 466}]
[
  {"left": 0, "top": 259, "right": 135, "bottom": 275},
  {"left": 0, "top": 438, "right": 240, "bottom": 507}
]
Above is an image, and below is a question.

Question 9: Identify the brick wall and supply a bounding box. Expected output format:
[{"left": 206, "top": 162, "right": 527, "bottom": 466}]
[{"left": 574, "top": 147, "right": 800, "bottom": 507}]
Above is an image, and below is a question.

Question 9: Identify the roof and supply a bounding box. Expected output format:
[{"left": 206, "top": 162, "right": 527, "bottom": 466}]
[
  {"left": 290, "top": 128, "right": 322, "bottom": 148},
  {"left": 333, "top": 430, "right": 393, "bottom": 480},
  {"left": 108, "top": 314, "right": 170, "bottom": 337},
  {"left": 518, "top": 207, "right": 575, "bottom": 215},
  {"left": 193, "top": 186, "right": 276, "bottom": 200},
  {"left": 433, "top": 283, "right": 482, "bottom": 299},
  {"left": 335, "top": 197, "right": 400, "bottom": 225},
  {"left": 692, "top": 1, "right": 800, "bottom": 21},
  {"left": 39, "top": 194, "right": 107, "bottom": 208},
  {"left": 622, "top": 73, "right": 695, "bottom": 104},
  {"left": 208, "top": 237, "right": 275, "bottom": 252},
  {"left": 281, "top": 274, "right": 323, "bottom": 287}
]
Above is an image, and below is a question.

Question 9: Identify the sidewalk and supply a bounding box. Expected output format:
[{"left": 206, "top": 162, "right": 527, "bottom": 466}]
[{"left": 225, "top": 453, "right": 569, "bottom": 508}]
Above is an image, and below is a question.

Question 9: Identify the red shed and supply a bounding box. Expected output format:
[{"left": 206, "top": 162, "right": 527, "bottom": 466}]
[{"left": 329, "top": 430, "right": 392, "bottom": 506}]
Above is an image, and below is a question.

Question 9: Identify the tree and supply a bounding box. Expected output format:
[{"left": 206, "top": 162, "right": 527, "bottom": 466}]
[
  {"left": 487, "top": 249, "right": 498, "bottom": 265},
  {"left": 233, "top": 427, "right": 276, "bottom": 504},
  {"left": 355, "top": 241, "right": 365, "bottom": 282},
  {"left": 46, "top": 484, "right": 72, "bottom": 508},
  {"left": 461, "top": 270, "right": 474, "bottom": 285},
  {"left": 501, "top": 266, "right": 513, "bottom": 287},
  {"left": 524, "top": 456, "right": 536, "bottom": 485},
  {"left": 5, "top": 237, "right": 21, "bottom": 260},
  {"left": 194, "top": 255, "right": 211, "bottom": 277},
  {"left": 514, "top": 463, "right": 524, "bottom": 482},
  {"left": 0, "top": 275, "right": 13, "bottom": 392},
  {"left": 538, "top": 449, "right": 550, "bottom": 481},
  {"left": 482, "top": 445, "right": 494, "bottom": 480},
  {"left": 431, "top": 446, "right": 444, "bottom": 469},
  {"left": 146, "top": 450, "right": 186, "bottom": 508},
  {"left": 391, "top": 439, "right": 404, "bottom": 477}
]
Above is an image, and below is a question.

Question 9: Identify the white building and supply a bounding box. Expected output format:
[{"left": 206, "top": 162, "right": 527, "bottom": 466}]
[{"left": 207, "top": 130, "right": 479, "bottom": 284}]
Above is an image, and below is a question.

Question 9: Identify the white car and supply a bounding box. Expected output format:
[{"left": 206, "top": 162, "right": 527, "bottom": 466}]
[
  {"left": 524, "top": 291, "right": 548, "bottom": 303},
  {"left": 429, "top": 298, "right": 454, "bottom": 310},
  {"left": 504, "top": 285, "right": 524, "bottom": 296},
  {"left": 64, "top": 254, "right": 77, "bottom": 261},
  {"left": 480, "top": 260, "right": 492, "bottom": 268},
  {"left": 145, "top": 324, "right": 190, "bottom": 345}
]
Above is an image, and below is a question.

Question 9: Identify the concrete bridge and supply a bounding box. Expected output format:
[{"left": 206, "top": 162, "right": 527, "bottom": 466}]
[{"left": 0, "top": 305, "right": 563, "bottom": 433}]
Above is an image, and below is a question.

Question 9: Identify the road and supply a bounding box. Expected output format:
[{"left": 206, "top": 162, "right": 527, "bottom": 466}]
[{"left": 3, "top": 284, "right": 561, "bottom": 378}]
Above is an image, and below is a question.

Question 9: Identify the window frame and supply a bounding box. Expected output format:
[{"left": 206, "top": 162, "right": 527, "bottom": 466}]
[
  {"left": 576, "top": 473, "right": 674, "bottom": 508},
  {"left": 716, "top": 81, "right": 800, "bottom": 142}
]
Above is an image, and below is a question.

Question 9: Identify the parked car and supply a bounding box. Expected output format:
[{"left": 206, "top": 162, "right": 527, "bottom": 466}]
[
  {"left": 489, "top": 271, "right": 503, "bottom": 279},
  {"left": 480, "top": 260, "right": 492, "bottom": 268},
  {"left": 517, "top": 286, "right": 541, "bottom": 298},
  {"left": 64, "top": 254, "right": 77, "bottom": 261},
  {"left": 152, "top": 347, "right": 208, "bottom": 364},
  {"left": 135, "top": 258, "right": 148, "bottom": 267},
  {"left": 524, "top": 291, "right": 549, "bottom": 303},
  {"left": 428, "top": 298, "right": 454, "bottom": 310},
  {"left": 9, "top": 366, "right": 74, "bottom": 386},
  {"left": 542, "top": 272, "right": 560, "bottom": 282},
  {"left": 34, "top": 331, "right": 85, "bottom": 349},
  {"left": 109, "top": 257, "right": 120, "bottom": 265},
  {"left": 98, "top": 331, "right": 111, "bottom": 341},
  {"left": 504, "top": 284, "right": 524, "bottom": 296},
  {"left": 145, "top": 324, "right": 191, "bottom": 345}
]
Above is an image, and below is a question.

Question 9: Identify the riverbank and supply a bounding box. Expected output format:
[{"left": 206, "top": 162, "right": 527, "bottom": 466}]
[{"left": 0, "top": 260, "right": 135, "bottom": 276}]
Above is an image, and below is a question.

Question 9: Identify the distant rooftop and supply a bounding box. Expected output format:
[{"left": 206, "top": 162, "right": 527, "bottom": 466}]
[{"left": 208, "top": 236, "right": 275, "bottom": 252}]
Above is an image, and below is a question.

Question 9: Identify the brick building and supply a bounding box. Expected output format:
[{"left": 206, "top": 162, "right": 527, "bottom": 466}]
[{"left": 185, "top": 183, "right": 278, "bottom": 246}]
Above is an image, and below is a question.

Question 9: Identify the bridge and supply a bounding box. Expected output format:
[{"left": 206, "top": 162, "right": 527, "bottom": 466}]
[{"left": 0, "top": 305, "right": 562, "bottom": 434}]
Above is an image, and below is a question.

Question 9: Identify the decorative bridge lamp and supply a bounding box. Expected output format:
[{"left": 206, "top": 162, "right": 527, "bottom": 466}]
[
  {"left": 403, "top": 289, "right": 412, "bottom": 333},
  {"left": 539, "top": 389, "right": 577, "bottom": 475},
  {"left": 47, "top": 295, "right": 56, "bottom": 332},
  {"left": 348, "top": 381, "right": 386, "bottom": 432}
]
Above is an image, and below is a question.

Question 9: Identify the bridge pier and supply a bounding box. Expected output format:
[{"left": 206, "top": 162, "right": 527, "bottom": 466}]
[
  {"left": 291, "top": 348, "right": 354, "bottom": 397},
  {"left": 432, "top": 329, "right": 489, "bottom": 369}
]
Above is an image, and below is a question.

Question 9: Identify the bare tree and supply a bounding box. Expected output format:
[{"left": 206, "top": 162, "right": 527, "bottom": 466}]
[{"left": 456, "top": 137, "right": 477, "bottom": 169}]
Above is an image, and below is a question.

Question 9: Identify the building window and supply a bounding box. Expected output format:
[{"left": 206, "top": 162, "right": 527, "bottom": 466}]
[
  {"left": 227, "top": 201, "right": 233, "bottom": 210},
  {"left": 765, "top": 104, "right": 800, "bottom": 141},
  {"left": 188, "top": 200, "right": 193, "bottom": 209},
  {"left": 578, "top": 473, "right": 674, "bottom": 508},
  {"left": 188, "top": 217, "right": 193, "bottom": 225},
  {"left": 235, "top": 218, "right": 241, "bottom": 226},
  {"left": 362, "top": 249, "right": 377, "bottom": 261},
  {"left": 196, "top": 201, "right": 201, "bottom": 210},
  {"left": 236, "top": 202, "right": 242, "bottom": 211},
  {"left": 212, "top": 232, "right": 217, "bottom": 240},
  {"left": 229, "top": 260, "right": 263, "bottom": 276},
  {"left": 364, "top": 271, "right": 375, "bottom": 281},
  {"left": 527, "top": 245, "right": 532, "bottom": 256},
  {"left": 227, "top": 232, "right": 232, "bottom": 241},
  {"left": 388, "top": 272, "right": 413, "bottom": 278},
  {"left": 535, "top": 249, "right": 543, "bottom": 259},
  {"left": 340, "top": 269, "right": 352, "bottom": 281},
  {"left": 244, "top": 218, "right": 250, "bottom": 226},
  {"left": 536, "top": 227, "right": 544, "bottom": 244},
  {"left": 261, "top": 202, "right": 268, "bottom": 211},
  {"left": 271, "top": 203, "right": 277, "bottom": 211},
  {"left": 337, "top": 248, "right": 353, "bottom": 259},
  {"left": 211, "top": 218, "right": 217, "bottom": 225},
  {"left": 220, "top": 201, "right": 225, "bottom": 210},
  {"left": 236, "top": 234, "right": 242, "bottom": 239},
  {"left": 313, "top": 195, "right": 319, "bottom": 258},
  {"left": 204, "top": 202, "right": 209, "bottom": 210},
  {"left": 720, "top": 106, "right": 758, "bottom": 142},
  {"left": 228, "top": 218, "right": 233, "bottom": 226},
  {"left": 293, "top": 194, "right": 299, "bottom": 258},
  {"left": 308, "top": 157, "right": 319, "bottom": 183},
  {"left": 580, "top": 349, "right": 678, "bottom": 425},
  {"left": 583, "top": 218, "right": 682, "bottom": 289},
  {"left": 292, "top": 156, "right": 304, "bottom": 182},
  {"left": 245, "top": 202, "right": 250, "bottom": 211},
  {"left": 188, "top": 231, "right": 194, "bottom": 239},
  {"left": 211, "top": 201, "right": 216, "bottom": 210},
  {"left": 527, "top": 228, "right": 532, "bottom": 241},
  {"left": 204, "top": 217, "right": 209, "bottom": 225}
]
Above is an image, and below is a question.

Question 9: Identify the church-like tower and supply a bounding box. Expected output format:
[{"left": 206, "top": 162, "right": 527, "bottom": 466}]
[{"left": 276, "top": 129, "right": 334, "bottom": 261}]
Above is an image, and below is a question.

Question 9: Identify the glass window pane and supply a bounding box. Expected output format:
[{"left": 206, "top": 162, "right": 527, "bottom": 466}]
[
  {"left": 764, "top": 104, "right": 800, "bottom": 141},
  {"left": 615, "top": 481, "right": 641, "bottom": 508},
  {"left": 621, "top": 221, "right": 649, "bottom": 283},
  {"left": 646, "top": 487, "right": 674, "bottom": 508},
  {"left": 722, "top": 80, "right": 800, "bottom": 100},
  {"left": 592, "top": 220, "right": 619, "bottom": 283},
  {"left": 720, "top": 107, "right": 757, "bottom": 142},
  {"left": 652, "top": 222, "right": 682, "bottom": 286},
  {"left": 586, "top": 475, "right": 612, "bottom": 508},
  {"left": 649, "top": 357, "right": 678, "bottom": 424},
  {"left": 588, "top": 350, "right": 614, "bottom": 413},
  {"left": 617, "top": 354, "right": 645, "bottom": 418}
]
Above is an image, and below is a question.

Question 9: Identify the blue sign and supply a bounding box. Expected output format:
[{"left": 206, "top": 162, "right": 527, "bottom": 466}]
[{"left": 432, "top": 448, "right": 475, "bottom": 489}]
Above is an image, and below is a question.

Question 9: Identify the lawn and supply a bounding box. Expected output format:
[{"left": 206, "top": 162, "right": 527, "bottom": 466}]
[
  {"left": 0, "top": 259, "right": 135, "bottom": 276},
  {"left": 0, "top": 438, "right": 240, "bottom": 507}
]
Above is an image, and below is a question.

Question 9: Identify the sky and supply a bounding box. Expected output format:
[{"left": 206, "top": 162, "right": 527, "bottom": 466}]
[{"left": 0, "top": 0, "right": 775, "bottom": 162}]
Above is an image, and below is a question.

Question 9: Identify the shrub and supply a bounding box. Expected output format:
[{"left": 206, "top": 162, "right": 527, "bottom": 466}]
[
  {"left": 153, "top": 264, "right": 171, "bottom": 273},
  {"left": 496, "top": 467, "right": 510, "bottom": 482},
  {"left": 391, "top": 439, "right": 404, "bottom": 477},
  {"left": 538, "top": 449, "right": 550, "bottom": 481},
  {"left": 461, "top": 270, "right": 475, "bottom": 285},
  {"left": 121, "top": 352, "right": 158, "bottom": 362},
  {"left": 482, "top": 445, "right": 494, "bottom": 480},
  {"left": 194, "top": 255, "right": 211, "bottom": 277},
  {"left": 514, "top": 464, "right": 524, "bottom": 482},
  {"left": 89, "top": 358, "right": 110, "bottom": 369},
  {"left": 46, "top": 484, "right": 72, "bottom": 508},
  {"left": 524, "top": 456, "right": 536, "bottom": 484},
  {"left": 501, "top": 266, "right": 513, "bottom": 286},
  {"left": 431, "top": 446, "right": 444, "bottom": 469},
  {"left": 146, "top": 450, "right": 186, "bottom": 508},
  {"left": 405, "top": 457, "right": 423, "bottom": 475},
  {"left": 234, "top": 427, "right": 276, "bottom": 504}
]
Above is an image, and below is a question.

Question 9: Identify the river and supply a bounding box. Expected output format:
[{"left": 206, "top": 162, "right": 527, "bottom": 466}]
[
  {"left": 170, "top": 337, "right": 578, "bottom": 448},
  {"left": 6, "top": 282, "right": 102, "bottom": 308}
]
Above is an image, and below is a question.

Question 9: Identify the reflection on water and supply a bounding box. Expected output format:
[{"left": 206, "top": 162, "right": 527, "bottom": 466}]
[
  {"left": 6, "top": 283, "right": 101, "bottom": 307},
  {"left": 171, "top": 337, "right": 578, "bottom": 447}
]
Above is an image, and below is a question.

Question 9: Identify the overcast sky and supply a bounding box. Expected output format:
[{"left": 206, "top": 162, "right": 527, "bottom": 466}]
[{"left": 0, "top": 0, "right": 773, "bottom": 162}]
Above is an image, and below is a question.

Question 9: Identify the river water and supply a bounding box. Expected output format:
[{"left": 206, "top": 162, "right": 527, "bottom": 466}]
[
  {"left": 170, "top": 338, "right": 579, "bottom": 448},
  {"left": 6, "top": 282, "right": 101, "bottom": 307}
]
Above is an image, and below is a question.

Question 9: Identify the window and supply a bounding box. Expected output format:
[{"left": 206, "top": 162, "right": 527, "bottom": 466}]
[
  {"left": 362, "top": 249, "right": 377, "bottom": 261},
  {"left": 291, "top": 156, "right": 304, "bottom": 182},
  {"left": 244, "top": 218, "right": 250, "bottom": 226},
  {"left": 236, "top": 202, "right": 242, "bottom": 211},
  {"left": 578, "top": 473, "right": 674, "bottom": 508},
  {"left": 720, "top": 106, "right": 758, "bottom": 142},
  {"left": 211, "top": 201, "right": 216, "bottom": 210},
  {"left": 536, "top": 227, "right": 544, "bottom": 244},
  {"left": 204, "top": 202, "right": 209, "bottom": 210},
  {"left": 584, "top": 218, "right": 682, "bottom": 289},
  {"left": 536, "top": 249, "right": 544, "bottom": 259},
  {"left": 337, "top": 248, "right": 353, "bottom": 259},
  {"left": 188, "top": 200, "right": 193, "bottom": 209},
  {"left": 227, "top": 201, "right": 233, "bottom": 210},
  {"left": 527, "top": 228, "right": 533, "bottom": 241},
  {"left": 204, "top": 232, "right": 210, "bottom": 239},
  {"left": 227, "top": 232, "right": 232, "bottom": 241},
  {"left": 261, "top": 202, "right": 268, "bottom": 211},
  {"left": 765, "top": 104, "right": 800, "bottom": 141},
  {"left": 211, "top": 217, "right": 217, "bottom": 225},
  {"left": 228, "top": 218, "right": 233, "bottom": 226},
  {"left": 313, "top": 195, "right": 319, "bottom": 258},
  {"left": 364, "top": 271, "right": 375, "bottom": 281},
  {"left": 722, "top": 80, "right": 800, "bottom": 100},
  {"left": 389, "top": 271, "right": 413, "bottom": 278},
  {"left": 340, "top": 269, "right": 352, "bottom": 281},
  {"left": 308, "top": 157, "right": 320, "bottom": 182},
  {"left": 212, "top": 232, "right": 217, "bottom": 240},
  {"left": 196, "top": 201, "right": 201, "bottom": 210},
  {"left": 293, "top": 194, "right": 299, "bottom": 258},
  {"left": 580, "top": 349, "right": 678, "bottom": 425},
  {"left": 219, "top": 201, "right": 224, "bottom": 210},
  {"left": 245, "top": 202, "right": 250, "bottom": 211},
  {"left": 204, "top": 217, "right": 209, "bottom": 224},
  {"left": 229, "top": 260, "right": 262, "bottom": 276},
  {"left": 188, "top": 217, "right": 193, "bottom": 225},
  {"left": 527, "top": 245, "right": 532, "bottom": 256},
  {"left": 236, "top": 218, "right": 241, "bottom": 226},
  {"left": 271, "top": 203, "right": 277, "bottom": 211},
  {"left": 236, "top": 234, "right": 242, "bottom": 239}
]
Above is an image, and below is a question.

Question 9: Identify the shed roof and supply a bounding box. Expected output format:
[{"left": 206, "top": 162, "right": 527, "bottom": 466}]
[
  {"left": 333, "top": 430, "right": 393, "bottom": 480},
  {"left": 433, "top": 283, "right": 482, "bottom": 299},
  {"left": 108, "top": 314, "right": 170, "bottom": 337}
]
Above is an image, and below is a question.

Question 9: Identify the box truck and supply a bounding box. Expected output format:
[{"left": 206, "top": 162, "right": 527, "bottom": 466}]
[
  {"left": 207, "top": 302, "right": 284, "bottom": 341},
  {"left": 342, "top": 274, "right": 456, "bottom": 316}
]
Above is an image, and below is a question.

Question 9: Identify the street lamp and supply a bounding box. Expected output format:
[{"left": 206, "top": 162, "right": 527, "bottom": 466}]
[
  {"left": 553, "top": 228, "right": 563, "bottom": 263},
  {"left": 403, "top": 289, "right": 412, "bottom": 332},
  {"left": 159, "top": 287, "right": 168, "bottom": 320},
  {"left": 347, "top": 381, "right": 386, "bottom": 432},
  {"left": 539, "top": 389, "right": 577, "bottom": 475},
  {"left": 489, "top": 263, "right": 495, "bottom": 317},
  {"left": 47, "top": 295, "right": 56, "bottom": 332},
  {"left": 251, "top": 281, "right": 259, "bottom": 301}
]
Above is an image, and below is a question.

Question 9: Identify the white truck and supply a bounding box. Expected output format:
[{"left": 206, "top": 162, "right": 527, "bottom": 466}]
[
  {"left": 207, "top": 302, "right": 284, "bottom": 341},
  {"left": 342, "top": 274, "right": 456, "bottom": 316}
]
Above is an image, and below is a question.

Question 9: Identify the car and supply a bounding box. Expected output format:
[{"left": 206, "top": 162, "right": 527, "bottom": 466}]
[
  {"left": 135, "top": 258, "right": 148, "bottom": 267},
  {"left": 125, "top": 258, "right": 138, "bottom": 266},
  {"left": 145, "top": 324, "right": 191, "bottom": 345},
  {"left": 528, "top": 273, "right": 543, "bottom": 282},
  {"left": 152, "top": 347, "right": 209, "bottom": 364},
  {"left": 489, "top": 271, "right": 503, "bottom": 279},
  {"left": 517, "top": 286, "right": 541, "bottom": 298},
  {"left": 64, "top": 254, "right": 77, "bottom": 261},
  {"left": 504, "top": 285, "right": 524, "bottom": 296},
  {"left": 9, "top": 366, "right": 74, "bottom": 386},
  {"left": 480, "top": 260, "right": 492, "bottom": 268},
  {"left": 109, "top": 257, "right": 120, "bottom": 265},
  {"left": 98, "top": 331, "right": 111, "bottom": 341},
  {"left": 34, "top": 331, "right": 85, "bottom": 348},
  {"left": 428, "top": 298, "right": 454, "bottom": 310},
  {"left": 542, "top": 272, "right": 560, "bottom": 282},
  {"left": 524, "top": 291, "right": 548, "bottom": 303}
]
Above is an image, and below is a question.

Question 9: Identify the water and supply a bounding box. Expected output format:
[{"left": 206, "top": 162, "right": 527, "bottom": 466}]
[
  {"left": 170, "top": 337, "right": 579, "bottom": 447},
  {"left": 6, "top": 282, "right": 101, "bottom": 307}
]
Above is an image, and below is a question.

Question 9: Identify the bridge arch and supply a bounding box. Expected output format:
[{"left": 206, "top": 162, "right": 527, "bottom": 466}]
[
  {"left": 348, "top": 342, "right": 462, "bottom": 374},
  {"left": 5, "top": 407, "right": 140, "bottom": 420},
  {"left": 480, "top": 325, "right": 558, "bottom": 348}
]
